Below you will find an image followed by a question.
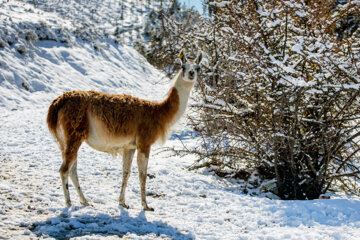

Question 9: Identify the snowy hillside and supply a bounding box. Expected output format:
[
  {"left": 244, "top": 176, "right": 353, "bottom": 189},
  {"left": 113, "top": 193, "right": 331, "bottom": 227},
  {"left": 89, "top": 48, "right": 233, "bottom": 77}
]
[
  {"left": 0, "top": 0, "right": 173, "bottom": 109},
  {"left": 1, "top": 1, "right": 360, "bottom": 239}
]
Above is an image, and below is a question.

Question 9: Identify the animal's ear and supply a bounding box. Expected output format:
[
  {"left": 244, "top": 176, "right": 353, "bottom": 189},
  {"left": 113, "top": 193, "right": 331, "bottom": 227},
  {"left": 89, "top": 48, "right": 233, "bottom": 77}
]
[
  {"left": 179, "top": 50, "right": 187, "bottom": 65},
  {"left": 195, "top": 51, "right": 203, "bottom": 64}
]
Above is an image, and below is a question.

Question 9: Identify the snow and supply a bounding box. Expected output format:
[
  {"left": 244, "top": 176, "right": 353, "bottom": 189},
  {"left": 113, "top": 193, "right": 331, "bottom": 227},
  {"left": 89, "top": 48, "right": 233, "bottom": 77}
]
[
  {"left": 291, "top": 37, "right": 304, "bottom": 54},
  {"left": 1, "top": 1, "right": 360, "bottom": 239},
  {"left": 209, "top": 1, "right": 230, "bottom": 8},
  {"left": 295, "top": 10, "right": 307, "bottom": 18}
]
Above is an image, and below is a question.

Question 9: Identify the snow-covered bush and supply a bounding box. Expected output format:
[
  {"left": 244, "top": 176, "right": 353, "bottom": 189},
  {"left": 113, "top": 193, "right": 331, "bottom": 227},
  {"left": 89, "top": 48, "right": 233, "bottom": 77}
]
[
  {"left": 185, "top": 0, "right": 360, "bottom": 199},
  {"left": 155, "top": 0, "right": 360, "bottom": 199},
  {"left": 35, "top": 21, "right": 57, "bottom": 41},
  {"left": 14, "top": 42, "right": 27, "bottom": 55},
  {"left": 25, "top": 30, "right": 38, "bottom": 42}
]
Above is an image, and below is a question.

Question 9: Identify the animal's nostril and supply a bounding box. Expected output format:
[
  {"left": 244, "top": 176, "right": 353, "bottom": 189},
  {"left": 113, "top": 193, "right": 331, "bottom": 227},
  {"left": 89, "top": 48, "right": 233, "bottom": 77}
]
[{"left": 189, "top": 71, "right": 194, "bottom": 76}]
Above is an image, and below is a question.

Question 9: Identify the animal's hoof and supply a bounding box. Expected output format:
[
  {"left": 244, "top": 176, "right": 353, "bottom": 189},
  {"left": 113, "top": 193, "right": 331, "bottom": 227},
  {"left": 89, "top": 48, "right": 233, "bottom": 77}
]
[
  {"left": 119, "top": 203, "right": 129, "bottom": 209},
  {"left": 65, "top": 201, "right": 72, "bottom": 207},
  {"left": 143, "top": 206, "right": 154, "bottom": 211},
  {"left": 81, "top": 201, "right": 93, "bottom": 207}
]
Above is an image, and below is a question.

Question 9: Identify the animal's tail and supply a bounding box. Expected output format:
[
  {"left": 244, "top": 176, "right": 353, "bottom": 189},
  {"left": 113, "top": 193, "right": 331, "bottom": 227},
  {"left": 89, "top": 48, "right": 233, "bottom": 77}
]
[{"left": 47, "top": 94, "right": 67, "bottom": 135}]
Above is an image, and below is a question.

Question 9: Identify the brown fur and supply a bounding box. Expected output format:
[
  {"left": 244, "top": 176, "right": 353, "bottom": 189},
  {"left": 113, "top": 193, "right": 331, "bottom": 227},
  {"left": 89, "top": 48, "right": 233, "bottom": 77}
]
[{"left": 47, "top": 88, "right": 179, "bottom": 154}]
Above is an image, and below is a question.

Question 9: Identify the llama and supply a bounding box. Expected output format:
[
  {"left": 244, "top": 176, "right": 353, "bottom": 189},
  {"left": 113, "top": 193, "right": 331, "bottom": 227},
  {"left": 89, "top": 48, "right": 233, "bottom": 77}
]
[{"left": 47, "top": 50, "right": 203, "bottom": 211}]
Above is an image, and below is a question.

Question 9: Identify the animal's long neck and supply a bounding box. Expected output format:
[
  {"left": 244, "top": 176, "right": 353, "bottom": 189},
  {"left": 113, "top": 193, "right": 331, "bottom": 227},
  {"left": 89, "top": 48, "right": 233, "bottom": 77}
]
[
  {"left": 169, "top": 69, "right": 194, "bottom": 125},
  {"left": 154, "top": 70, "right": 195, "bottom": 143}
]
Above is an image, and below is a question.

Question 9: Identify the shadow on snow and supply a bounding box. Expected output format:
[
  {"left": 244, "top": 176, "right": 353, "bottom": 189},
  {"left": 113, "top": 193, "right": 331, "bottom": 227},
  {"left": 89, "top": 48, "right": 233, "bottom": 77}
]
[
  {"left": 170, "top": 130, "right": 199, "bottom": 141},
  {"left": 30, "top": 207, "right": 193, "bottom": 240}
]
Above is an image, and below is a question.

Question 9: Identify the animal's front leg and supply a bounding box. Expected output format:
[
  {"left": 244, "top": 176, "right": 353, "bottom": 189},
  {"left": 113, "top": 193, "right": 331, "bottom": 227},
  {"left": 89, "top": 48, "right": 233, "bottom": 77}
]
[
  {"left": 119, "top": 149, "right": 135, "bottom": 208},
  {"left": 69, "top": 160, "right": 89, "bottom": 206},
  {"left": 137, "top": 147, "right": 154, "bottom": 211}
]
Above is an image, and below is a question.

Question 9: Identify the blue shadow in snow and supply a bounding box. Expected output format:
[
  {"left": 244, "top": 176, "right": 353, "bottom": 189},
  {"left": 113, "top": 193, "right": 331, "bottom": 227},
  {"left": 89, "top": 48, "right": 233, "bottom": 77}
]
[
  {"left": 30, "top": 207, "right": 193, "bottom": 240},
  {"left": 271, "top": 197, "right": 360, "bottom": 227},
  {"left": 170, "top": 130, "right": 199, "bottom": 141}
]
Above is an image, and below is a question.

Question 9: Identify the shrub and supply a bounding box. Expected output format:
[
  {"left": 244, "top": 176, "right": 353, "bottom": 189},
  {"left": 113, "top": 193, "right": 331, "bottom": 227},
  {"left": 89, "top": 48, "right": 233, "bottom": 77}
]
[
  {"left": 143, "top": 0, "right": 360, "bottom": 199},
  {"left": 189, "top": 0, "right": 360, "bottom": 199}
]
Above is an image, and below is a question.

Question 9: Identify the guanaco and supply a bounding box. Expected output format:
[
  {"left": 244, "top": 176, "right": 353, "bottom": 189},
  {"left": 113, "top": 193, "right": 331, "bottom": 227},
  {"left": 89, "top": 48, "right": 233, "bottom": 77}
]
[{"left": 47, "top": 50, "right": 203, "bottom": 211}]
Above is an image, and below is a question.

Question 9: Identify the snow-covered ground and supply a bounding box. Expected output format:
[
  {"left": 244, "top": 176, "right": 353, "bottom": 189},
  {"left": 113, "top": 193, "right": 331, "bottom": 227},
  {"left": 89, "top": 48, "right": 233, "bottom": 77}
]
[{"left": 1, "top": 1, "right": 360, "bottom": 239}]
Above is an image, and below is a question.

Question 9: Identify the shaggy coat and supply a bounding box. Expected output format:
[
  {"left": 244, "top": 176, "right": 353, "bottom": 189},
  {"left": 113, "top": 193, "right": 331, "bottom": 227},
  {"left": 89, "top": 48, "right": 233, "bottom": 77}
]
[
  {"left": 47, "top": 50, "right": 202, "bottom": 210},
  {"left": 47, "top": 88, "right": 180, "bottom": 155}
]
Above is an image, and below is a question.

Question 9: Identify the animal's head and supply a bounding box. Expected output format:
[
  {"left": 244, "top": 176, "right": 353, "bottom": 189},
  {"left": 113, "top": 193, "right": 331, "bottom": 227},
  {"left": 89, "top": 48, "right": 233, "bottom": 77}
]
[{"left": 179, "top": 50, "right": 203, "bottom": 82}]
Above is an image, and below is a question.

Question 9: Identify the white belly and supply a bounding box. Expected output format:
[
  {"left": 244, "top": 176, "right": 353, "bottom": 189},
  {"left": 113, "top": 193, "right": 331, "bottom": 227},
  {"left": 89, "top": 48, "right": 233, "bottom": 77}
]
[{"left": 86, "top": 113, "right": 136, "bottom": 155}]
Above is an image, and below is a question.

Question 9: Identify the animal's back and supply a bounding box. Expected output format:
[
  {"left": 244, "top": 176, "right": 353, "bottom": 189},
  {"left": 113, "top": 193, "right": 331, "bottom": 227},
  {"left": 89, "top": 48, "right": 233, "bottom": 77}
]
[
  {"left": 47, "top": 90, "right": 152, "bottom": 146},
  {"left": 88, "top": 91, "right": 146, "bottom": 136}
]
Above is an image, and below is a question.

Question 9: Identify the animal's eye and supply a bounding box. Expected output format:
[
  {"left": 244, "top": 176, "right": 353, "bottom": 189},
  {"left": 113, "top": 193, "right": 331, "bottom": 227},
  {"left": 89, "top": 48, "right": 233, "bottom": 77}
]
[{"left": 195, "top": 65, "right": 200, "bottom": 71}]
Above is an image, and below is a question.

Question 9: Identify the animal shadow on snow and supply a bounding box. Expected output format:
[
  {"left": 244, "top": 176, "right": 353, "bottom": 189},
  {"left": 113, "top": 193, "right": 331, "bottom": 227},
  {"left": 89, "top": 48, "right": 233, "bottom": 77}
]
[{"left": 30, "top": 207, "right": 193, "bottom": 240}]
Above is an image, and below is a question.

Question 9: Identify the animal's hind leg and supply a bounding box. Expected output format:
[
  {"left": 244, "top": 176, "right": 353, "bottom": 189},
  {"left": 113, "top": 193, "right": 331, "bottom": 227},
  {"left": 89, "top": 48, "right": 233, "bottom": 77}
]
[
  {"left": 69, "top": 160, "right": 88, "bottom": 206},
  {"left": 60, "top": 159, "right": 72, "bottom": 207},
  {"left": 119, "top": 148, "right": 135, "bottom": 208},
  {"left": 59, "top": 138, "right": 82, "bottom": 207}
]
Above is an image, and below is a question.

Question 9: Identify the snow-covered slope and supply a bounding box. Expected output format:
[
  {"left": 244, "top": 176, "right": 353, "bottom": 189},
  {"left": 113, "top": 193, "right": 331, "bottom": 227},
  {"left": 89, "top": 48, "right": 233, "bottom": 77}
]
[
  {"left": 1, "top": 1, "right": 360, "bottom": 240},
  {"left": 0, "top": 39, "right": 167, "bottom": 109},
  {"left": 0, "top": 38, "right": 165, "bottom": 109},
  {"left": 0, "top": 0, "right": 170, "bottom": 110}
]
